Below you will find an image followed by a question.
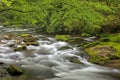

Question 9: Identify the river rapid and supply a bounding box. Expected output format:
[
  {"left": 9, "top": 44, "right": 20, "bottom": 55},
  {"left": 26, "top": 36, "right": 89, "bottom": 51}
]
[{"left": 0, "top": 28, "right": 120, "bottom": 80}]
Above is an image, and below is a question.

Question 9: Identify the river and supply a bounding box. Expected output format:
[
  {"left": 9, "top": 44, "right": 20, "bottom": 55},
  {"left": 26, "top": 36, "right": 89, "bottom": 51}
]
[{"left": 0, "top": 28, "right": 120, "bottom": 80}]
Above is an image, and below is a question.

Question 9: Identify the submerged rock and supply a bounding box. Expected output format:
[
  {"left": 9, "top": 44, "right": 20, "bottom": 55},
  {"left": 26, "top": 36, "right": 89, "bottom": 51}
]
[
  {"left": 7, "top": 64, "right": 24, "bottom": 76},
  {"left": 68, "top": 56, "right": 82, "bottom": 64}
]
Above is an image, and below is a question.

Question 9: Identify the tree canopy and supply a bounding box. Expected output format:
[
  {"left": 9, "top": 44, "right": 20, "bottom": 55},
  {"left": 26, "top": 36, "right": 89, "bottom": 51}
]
[{"left": 0, "top": 0, "right": 119, "bottom": 35}]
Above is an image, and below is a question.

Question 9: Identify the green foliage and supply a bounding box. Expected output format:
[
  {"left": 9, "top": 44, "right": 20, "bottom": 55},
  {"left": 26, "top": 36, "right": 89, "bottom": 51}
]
[{"left": 0, "top": 0, "right": 118, "bottom": 35}]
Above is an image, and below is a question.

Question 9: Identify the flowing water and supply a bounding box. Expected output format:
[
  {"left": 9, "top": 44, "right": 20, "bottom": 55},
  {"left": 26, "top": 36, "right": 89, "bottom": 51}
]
[{"left": 0, "top": 28, "right": 120, "bottom": 80}]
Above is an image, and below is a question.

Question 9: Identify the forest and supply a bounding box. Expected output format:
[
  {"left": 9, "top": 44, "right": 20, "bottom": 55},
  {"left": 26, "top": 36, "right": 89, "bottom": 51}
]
[{"left": 0, "top": 0, "right": 119, "bottom": 35}]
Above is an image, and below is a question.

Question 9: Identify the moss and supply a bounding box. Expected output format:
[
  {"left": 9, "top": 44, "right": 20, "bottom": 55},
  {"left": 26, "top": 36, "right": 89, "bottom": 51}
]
[
  {"left": 83, "top": 41, "right": 100, "bottom": 48},
  {"left": 100, "top": 33, "right": 120, "bottom": 43},
  {"left": 55, "top": 35, "right": 70, "bottom": 41},
  {"left": 85, "top": 41, "right": 120, "bottom": 64},
  {"left": 99, "top": 38, "right": 110, "bottom": 42},
  {"left": 81, "top": 33, "right": 91, "bottom": 37},
  {"left": 21, "top": 33, "right": 31, "bottom": 37}
]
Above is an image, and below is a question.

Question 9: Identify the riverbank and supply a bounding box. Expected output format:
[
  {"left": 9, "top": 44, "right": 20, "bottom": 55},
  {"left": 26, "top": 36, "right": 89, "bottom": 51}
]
[{"left": 84, "top": 33, "right": 120, "bottom": 68}]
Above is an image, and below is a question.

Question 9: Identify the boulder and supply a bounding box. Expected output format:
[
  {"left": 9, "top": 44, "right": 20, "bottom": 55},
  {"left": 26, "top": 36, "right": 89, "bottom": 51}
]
[
  {"left": 7, "top": 64, "right": 24, "bottom": 76},
  {"left": 85, "top": 45, "right": 115, "bottom": 64}
]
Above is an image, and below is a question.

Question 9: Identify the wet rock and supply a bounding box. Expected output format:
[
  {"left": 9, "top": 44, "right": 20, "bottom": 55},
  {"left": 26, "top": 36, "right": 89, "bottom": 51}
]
[
  {"left": 7, "top": 64, "right": 24, "bottom": 76},
  {"left": 14, "top": 45, "right": 27, "bottom": 51},
  {"left": 1, "top": 76, "right": 14, "bottom": 80},
  {"left": 0, "top": 62, "right": 4, "bottom": 64},
  {"left": 68, "top": 56, "right": 82, "bottom": 64},
  {"left": 26, "top": 42, "right": 39, "bottom": 46}
]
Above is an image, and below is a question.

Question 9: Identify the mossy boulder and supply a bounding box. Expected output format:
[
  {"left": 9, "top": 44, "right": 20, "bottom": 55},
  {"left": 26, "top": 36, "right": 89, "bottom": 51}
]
[
  {"left": 55, "top": 35, "right": 70, "bottom": 41},
  {"left": 14, "top": 45, "right": 27, "bottom": 51},
  {"left": 7, "top": 64, "right": 24, "bottom": 76},
  {"left": 23, "top": 37, "right": 38, "bottom": 42},
  {"left": 85, "top": 45, "right": 115, "bottom": 64}
]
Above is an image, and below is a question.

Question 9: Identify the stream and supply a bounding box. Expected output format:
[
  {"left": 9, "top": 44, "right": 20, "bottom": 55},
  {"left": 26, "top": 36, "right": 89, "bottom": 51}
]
[{"left": 0, "top": 28, "right": 120, "bottom": 80}]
